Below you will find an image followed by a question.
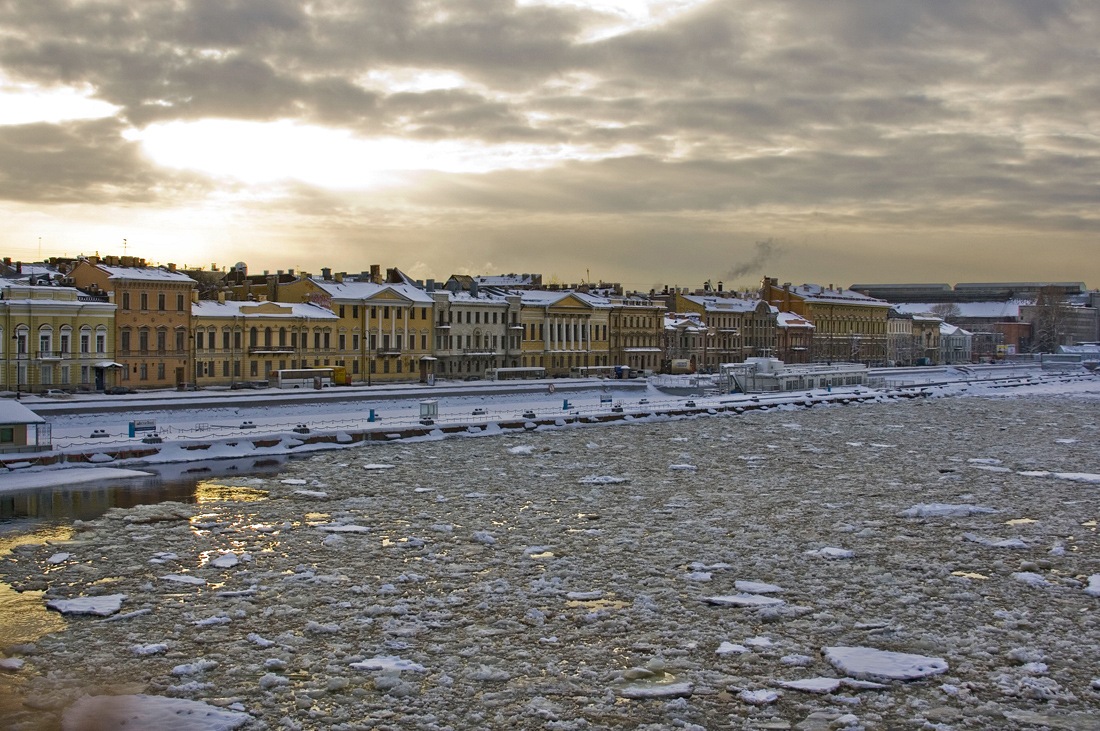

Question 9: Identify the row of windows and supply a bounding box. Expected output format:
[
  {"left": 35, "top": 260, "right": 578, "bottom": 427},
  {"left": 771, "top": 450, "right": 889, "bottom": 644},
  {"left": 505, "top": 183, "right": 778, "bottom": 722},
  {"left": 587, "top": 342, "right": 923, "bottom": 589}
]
[
  {"left": 120, "top": 291, "right": 187, "bottom": 312},
  {"left": 337, "top": 305, "right": 432, "bottom": 321},
  {"left": 436, "top": 309, "right": 519, "bottom": 326}
]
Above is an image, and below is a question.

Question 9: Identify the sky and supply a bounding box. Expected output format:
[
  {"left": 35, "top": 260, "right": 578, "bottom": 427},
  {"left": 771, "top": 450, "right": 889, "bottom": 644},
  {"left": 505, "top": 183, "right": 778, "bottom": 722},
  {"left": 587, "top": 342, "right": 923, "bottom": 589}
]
[{"left": 0, "top": 0, "right": 1097, "bottom": 292}]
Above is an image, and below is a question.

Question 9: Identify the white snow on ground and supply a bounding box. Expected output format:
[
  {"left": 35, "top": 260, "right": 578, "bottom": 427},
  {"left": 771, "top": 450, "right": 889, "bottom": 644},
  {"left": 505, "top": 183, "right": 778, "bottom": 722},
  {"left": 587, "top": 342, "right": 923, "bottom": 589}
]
[{"left": 2, "top": 370, "right": 1100, "bottom": 729}]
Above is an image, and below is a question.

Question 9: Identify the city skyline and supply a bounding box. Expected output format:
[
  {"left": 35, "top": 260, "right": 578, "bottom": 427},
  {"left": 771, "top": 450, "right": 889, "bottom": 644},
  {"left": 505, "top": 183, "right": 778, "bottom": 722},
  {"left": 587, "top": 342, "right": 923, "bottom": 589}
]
[{"left": 1, "top": 1, "right": 1097, "bottom": 290}]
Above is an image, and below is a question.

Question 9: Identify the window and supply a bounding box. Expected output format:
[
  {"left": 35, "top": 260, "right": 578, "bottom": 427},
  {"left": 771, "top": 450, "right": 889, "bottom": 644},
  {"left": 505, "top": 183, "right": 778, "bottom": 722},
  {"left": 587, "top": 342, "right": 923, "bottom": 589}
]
[
  {"left": 421, "top": 308, "right": 427, "bottom": 320},
  {"left": 339, "top": 305, "right": 346, "bottom": 318},
  {"left": 0, "top": 427, "right": 12, "bottom": 444},
  {"left": 196, "top": 331, "right": 205, "bottom": 349},
  {"left": 339, "top": 334, "right": 346, "bottom": 350},
  {"left": 140, "top": 292, "right": 148, "bottom": 310},
  {"left": 223, "top": 330, "right": 231, "bottom": 349},
  {"left": 122, "top": 292, "right": 130, "bottom": 310},
  {"left": 138, "top": 329, "right": 149, "bottom": 353},
  {"left": 80, "top": 331, "right": 91, "bottom": 353},
  {"left": 139, "top": 363, "right": 148, "bottom": 380},
  {"left": 177, "top": 293, "right": 185, "bottom": 311},
  {"left": 173, "top": 329, "right": 184, "bottom": 352},
  {"left": 156, "top": 330, "right": 166, "bottom": 353},
  {"left": 383, "top": 306, "right": 390, "bottom": 319},
  {"left": 158, "top": 293, "right": 166, "bottom": 311},
  {"left": 39, "top": 330, "right": 51, "bottom": 356},
  {"left": 59, "top": 329, "right": 70, "bottom": 355},
  {"left": 352, "top": 305, "right": 359, "bottom": 319}
]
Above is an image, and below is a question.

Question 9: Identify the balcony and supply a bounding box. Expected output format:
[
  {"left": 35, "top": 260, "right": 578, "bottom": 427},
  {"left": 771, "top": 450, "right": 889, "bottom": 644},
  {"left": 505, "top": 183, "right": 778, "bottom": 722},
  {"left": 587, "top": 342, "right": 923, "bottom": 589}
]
[
  {"left": 376, "top": 346, "right": 402, "bottom": 355},
  {"left": 35, "top": 350, "right": 65, "bottom": 361},
  {"left": 462, "top": 348, "right": 499, "bottom": 355},
  {"left": 249, "top": 346, "right": 295, "bottom": 354}
]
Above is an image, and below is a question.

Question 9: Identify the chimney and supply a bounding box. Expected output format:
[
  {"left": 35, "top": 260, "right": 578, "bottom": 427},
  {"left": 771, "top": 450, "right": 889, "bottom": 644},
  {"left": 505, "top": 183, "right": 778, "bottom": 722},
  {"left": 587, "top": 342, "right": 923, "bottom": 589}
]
[
  {"left": 322, "top": 267, "right": 331, "bottom": 281},
  {"left": 334, "top": 272, "right": 344, "bottom": 284},
  {"left": 717, "top": 281, "right": 724, "bottom": 293},
  {"left": 470, "top": 281, "right": 479, "bottom": 297},
  {"left": 191, "top": 290, "right": 199, "bottom": 303},
  {"left": 218, "top": 291, "right": 226, "bottom": 304},
  {"left": 287, "top": 268, "right": 294, "bottom": 276},
  {"left": 370, "top": 264, "right": 381, "bottom": 283},
  {"left": 426, "top": 279, "right": 435, "bottom": 292}
]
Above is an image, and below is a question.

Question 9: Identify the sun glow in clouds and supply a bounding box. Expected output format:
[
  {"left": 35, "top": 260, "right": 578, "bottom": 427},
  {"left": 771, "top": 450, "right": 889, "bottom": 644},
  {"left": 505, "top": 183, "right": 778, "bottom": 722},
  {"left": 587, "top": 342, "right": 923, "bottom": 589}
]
[
  {"left": 0, "top": 77, "right": 120, "bottom": 125},
  {"left": 520, "top": 0, "right": 712, "bottom": 40},
  {"left": 129, "top": 119, "right": 635, "bottom": 188}
]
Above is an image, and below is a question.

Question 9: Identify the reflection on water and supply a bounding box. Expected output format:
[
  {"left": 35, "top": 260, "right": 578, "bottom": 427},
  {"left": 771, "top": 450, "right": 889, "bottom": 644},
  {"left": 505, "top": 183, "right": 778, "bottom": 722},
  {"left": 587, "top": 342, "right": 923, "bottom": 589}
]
[{"left": 0, "top": 455, "right": 289, "bottom": 529}]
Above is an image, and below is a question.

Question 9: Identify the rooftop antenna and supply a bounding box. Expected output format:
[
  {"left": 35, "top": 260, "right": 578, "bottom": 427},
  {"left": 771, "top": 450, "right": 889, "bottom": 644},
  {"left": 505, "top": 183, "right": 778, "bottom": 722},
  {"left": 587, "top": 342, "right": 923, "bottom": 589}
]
[{"left": 123, "top": 238, "right": 128, "bottom": 256}]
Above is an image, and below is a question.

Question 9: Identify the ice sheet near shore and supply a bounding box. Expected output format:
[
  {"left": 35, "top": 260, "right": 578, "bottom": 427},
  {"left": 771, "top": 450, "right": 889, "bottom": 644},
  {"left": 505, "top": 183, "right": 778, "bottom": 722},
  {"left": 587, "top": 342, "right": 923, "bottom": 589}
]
[{"left": 3, "top": 391, "right": 1100, "bottom": 729}]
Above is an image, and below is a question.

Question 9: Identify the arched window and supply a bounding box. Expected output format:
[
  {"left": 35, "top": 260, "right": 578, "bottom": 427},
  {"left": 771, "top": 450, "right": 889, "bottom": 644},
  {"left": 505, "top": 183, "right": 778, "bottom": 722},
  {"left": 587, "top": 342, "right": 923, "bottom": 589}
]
[
  {"left": 80, "top": 326, "right": 92, "bottom": 354},
  {"left": 249, "top": 327, "right": 258, "bottom": 347},
  {"left": 59, "top": 325, "right": 72, "bottom": 356},
  {"left": 95, "top": 326, "right": 107, "bottom": 354},
  {"left": 38, "top": 324, "right": 53, "bottom": 356}
]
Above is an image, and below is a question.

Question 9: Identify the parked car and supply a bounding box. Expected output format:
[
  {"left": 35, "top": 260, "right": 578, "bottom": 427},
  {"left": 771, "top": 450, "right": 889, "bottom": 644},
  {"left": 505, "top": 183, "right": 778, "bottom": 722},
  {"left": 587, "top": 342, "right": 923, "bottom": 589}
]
[
  {"left": 42, "top": 389, "right": 71, "bottom": 398},
  {"left": 231, "top": 381, "right": 268, "bottom": 390},
  {"left": 104, "top": 386, "right": 134, "bottom": 395}
]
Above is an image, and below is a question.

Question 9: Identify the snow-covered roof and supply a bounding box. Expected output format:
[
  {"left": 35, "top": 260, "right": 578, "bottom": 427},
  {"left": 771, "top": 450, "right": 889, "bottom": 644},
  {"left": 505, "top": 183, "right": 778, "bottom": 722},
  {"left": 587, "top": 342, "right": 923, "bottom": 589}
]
[
  {"left": 664, "top": 314, "right": 705, "bottom": 331},
  {"left": 776, "top": 311, "right": 815, "bottom": 329},
  {"left": 444, "top": 290, "right": 513, "bottom": 304},
  {"left": 518, "top": 290, "right": 611, "bottom": 308},
  {"left": 308, "top": 279, "right": 434, "bottom": 304},
  {"left": 192, "top": 300, "right": 339, "bottom": 319},
  {"left": 940, "top": 322, "right": 971, "bottom": 336},
  {"left": 0, "top": 399, "right": 45, "bottom": 424},
  {"left": 679, "top": 294, "right": 766, "bottom": 313},
  {"left": 893, "top": 302, "right": 1024, "bottom": 319},
  {"left": 790, "top": 283, "right": 891, "bottom": 307},
  {"left": 96, "top": 265, "right": 196, "bottom": 283},
  {"left": 475, "top": 274, "right": 539, "bottom": 287}
]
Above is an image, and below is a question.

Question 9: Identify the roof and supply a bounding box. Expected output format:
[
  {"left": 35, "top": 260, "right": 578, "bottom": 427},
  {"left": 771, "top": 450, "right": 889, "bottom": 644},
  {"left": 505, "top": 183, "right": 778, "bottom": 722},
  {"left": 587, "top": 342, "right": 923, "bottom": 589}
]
[
  {"left": 98, "top": 265, "right": 197, "bottom": 284},
  {"left": 0, "top": 399, "right": 45, "bottom": 424},
  {"left": 893, "top": 301, "right": 1024, "bottom": 319},
  {"left": 940, "top": 322, "right": 972, "bottom": 336},
  {"left": 307, "top": 278, "right": 434, "bottom": 304},
  {"left": 518, "top": 290, "right": 611, "bottom": 308},
  {"left": 776, "top": 311, "right": 815, "bottom": 329},
  {"left": 192, "top": 300, "right": 339, "bottom": 319},
  {"left": 679, "top": 294, "right": 766, "bottom": 313},
  {"left": 789, "top": 283, "right": 891, "bottom": 307}
]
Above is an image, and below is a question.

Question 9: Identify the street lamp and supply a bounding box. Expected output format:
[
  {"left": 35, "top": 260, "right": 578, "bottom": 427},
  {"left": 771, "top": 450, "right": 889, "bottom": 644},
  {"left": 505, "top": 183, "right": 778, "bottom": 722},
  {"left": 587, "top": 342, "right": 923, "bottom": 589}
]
[{"left": 12, "top": 334, "right": 22, "bottom": 400}]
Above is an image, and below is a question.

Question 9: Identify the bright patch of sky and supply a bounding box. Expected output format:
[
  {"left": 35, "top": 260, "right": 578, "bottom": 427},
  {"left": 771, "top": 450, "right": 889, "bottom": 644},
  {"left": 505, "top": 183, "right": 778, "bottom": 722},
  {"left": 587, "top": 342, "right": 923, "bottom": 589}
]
[
  {"left": 520, "top": 0, "right": 711, "bottom": 41},
  {"left": 128, "top": 119, "right": 639, "bottom": 188},
  {"left": 358, "top": 69, "right": 472, "bottom": 94},
  {"left": 0, "top": 77, "right": 120, "bottom": 126}
]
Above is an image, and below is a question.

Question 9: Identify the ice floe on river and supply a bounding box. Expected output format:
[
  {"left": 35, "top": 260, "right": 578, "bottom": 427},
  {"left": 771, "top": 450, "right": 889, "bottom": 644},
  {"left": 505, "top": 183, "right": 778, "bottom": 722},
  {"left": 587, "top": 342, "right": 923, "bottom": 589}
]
[{"left": 2, "top": 391, "right": 1100, "bottom": 729}]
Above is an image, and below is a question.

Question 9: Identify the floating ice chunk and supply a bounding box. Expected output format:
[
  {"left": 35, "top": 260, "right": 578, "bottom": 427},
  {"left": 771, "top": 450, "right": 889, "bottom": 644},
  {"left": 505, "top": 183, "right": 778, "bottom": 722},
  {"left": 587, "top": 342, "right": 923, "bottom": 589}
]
[
  {"left": 578, "top": 475, "right": 629, "bottom": 485},
  {"left": 716, "top": 642, "right": 749, "bottom": 655},
  {"left": 898, "top": 503, "right": 997, "bottom": 518},
  {"left": 523, "top": 545, "right": 553, "bottom": 556},
  {"left": 47, "top": 552, "right": 71, "bottom": 564},
  {"left": 508, "top": 445, "right": 535, "bottom": 455},
  {"left": 704, "top": 594, "right": 785, "bottom": 608},
  {"left": 1086, "top": 574, "right": 1100, "bottom": 597},
  {"left": 972, "top": 464, "right": 1012, "bottom": 473},
  {"left": 824, "top": 646, "right": 948, "bottom": 682},
  {"left": 1013, "top": 572, "right": 1051, "bottom": 588},
  {"left": 293, "top": 489, "right": 328, "bottom": 499},
  {"left": 259, "top": 673, "right": 288, "bottom": 689},
  {"left": 804, "top": 547, "right": 853, "bottom": 560},
  {"left": 739, "top": 689, "right": 779, "bottom": 705},
  {"left": 194, "top": 616, "right": 231, "bottom": 627},
  {"left": 47, "top": 594, "right": 126, "bottom": 616},
  {"left": 61, "top": 694, "right": 251, "bottom": 731},
  {"left": 618, "top": 681, "right": 694, "bottom": 699},
  {"left": 775, "top": 677, "right": 841, "bottom": 694},
  {"left": 962, "top": 533, "right": 1029, "bottom": 549},
  {"left": 362, "top": 463, "right": 396, "bottom": 470},
  {"left": 668, "top": 464, "right": 697, "bottom": 471},
  {"left": 472, "top": 531, "right": 496, "bottom": 545},
  {"left": 566, "top": 591, "right": 603, "bottom": 601},
  {"left": 349, "top": 656, "right": 426, "bottom": 673},
  {"left": 1053, "top": 472, "right": 1100, "bottom": 484},
  {"left": 131, "top": 643, "right": 168, "bottom": 656},
  {"left": 735, "top": 580, "right": 783, "bottom": 594},
  {"left": 0, "top": 658, "right": 26, "bottom": 671},
  {"left": 149, "top": 552, "right": 178, "bottom": 564},
  {"left": 781, "top": 654, "right": 813, "bottom": 667},
  {"left": 315, "top": 524, "right": 370, "bottom": 533},
  {"left": 684, "top": 571, "right": 712, "bottom": 582},
  {"left": 159, "top": 574, "right": 206, "bottom": 585},
  {"left": 172, "top": 659, "right": 218, "bottom": 676},
  {"left": 281, "top": 478, "right": 308, "bottom": 485},
  {"left": 247, "top": 633, "right": 275, "bottom": 648},
  {"left": 210, "top": 553, "right": 239, "bottom": 569},
  {"left": 745, "top": 636, "right": 774, "bottom": 647},
  {"left": 968, "top": 458, "right": 1003, "bottom": 465}
]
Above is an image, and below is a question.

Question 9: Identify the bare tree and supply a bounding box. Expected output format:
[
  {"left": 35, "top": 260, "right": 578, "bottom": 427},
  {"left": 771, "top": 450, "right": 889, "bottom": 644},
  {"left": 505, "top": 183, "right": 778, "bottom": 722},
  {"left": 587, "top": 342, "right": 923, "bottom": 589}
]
[
  {"left": 929, "top": 303, "right": 961, "bottom": 322},
  {"left": 1029, "top": 286, "right": 1068, "bottom": 353}
]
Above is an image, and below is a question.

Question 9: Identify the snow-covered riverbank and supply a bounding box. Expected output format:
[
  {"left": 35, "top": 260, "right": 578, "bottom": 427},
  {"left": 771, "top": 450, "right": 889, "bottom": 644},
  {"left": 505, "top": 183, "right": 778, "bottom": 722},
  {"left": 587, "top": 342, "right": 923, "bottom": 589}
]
[{"left": 2, "top": 383, "right": 1099, "bottom": 730}]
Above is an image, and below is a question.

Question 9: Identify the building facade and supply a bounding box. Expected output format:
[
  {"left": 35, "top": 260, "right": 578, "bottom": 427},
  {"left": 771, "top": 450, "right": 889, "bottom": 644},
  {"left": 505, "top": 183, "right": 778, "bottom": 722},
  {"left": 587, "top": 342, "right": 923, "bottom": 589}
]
[
  {"left": 430, "top": 284, "right": 523, "bottom": 378},
  {"left": 69, "top": 257, "right": 196, "bottom": 389},
  {"left": 519, "top": 291, "right": 612, "bottom": 376},
  {"left": 1, "top": 278, "right": 117, "bottom": 394}
]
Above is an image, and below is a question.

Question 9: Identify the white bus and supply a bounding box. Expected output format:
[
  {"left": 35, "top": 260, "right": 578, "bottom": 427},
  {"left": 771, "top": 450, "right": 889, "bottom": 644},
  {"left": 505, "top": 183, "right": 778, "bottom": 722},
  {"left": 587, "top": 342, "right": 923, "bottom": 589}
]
[
  {"left": 270, "top": 368, "right": 335, "bottom": 389},
  {"left": 485, "top": 367, "right": 547, "bottom": 381},
  {"left": 570, "top": 365, "right": 636, "bottom": 379}
]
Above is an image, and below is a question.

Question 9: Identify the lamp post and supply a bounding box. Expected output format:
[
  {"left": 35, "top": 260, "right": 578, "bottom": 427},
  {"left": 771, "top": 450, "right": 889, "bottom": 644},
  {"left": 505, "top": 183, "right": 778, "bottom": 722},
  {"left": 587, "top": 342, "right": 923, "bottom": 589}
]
[{"left": 12, "top": 334, "right": 23, "bottom": 399}]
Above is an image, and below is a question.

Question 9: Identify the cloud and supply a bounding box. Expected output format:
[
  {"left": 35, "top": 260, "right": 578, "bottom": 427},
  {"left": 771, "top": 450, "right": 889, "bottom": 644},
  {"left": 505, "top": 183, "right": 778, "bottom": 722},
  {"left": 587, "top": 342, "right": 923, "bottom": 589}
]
[{"left": 0, "top": 0, "right": 1096, "bottom": 285}]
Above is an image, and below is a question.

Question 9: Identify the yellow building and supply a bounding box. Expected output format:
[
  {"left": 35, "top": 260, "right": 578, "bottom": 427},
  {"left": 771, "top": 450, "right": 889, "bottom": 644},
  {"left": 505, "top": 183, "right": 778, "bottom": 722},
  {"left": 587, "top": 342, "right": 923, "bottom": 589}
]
[
  {"left": 279, "top": 275, "right": 435, "bottom": 383},
  {"left": 68, "top": 257, "right": 196, "bottom": 389},
  {"left": 191, "top": 296, "right": 342, "bottom": 387},
  {"left": 519, "top": 290, "right": 612, "bottom": 376},
  {"left": 761, "top": 277, "right": 891, "bottom": 365},
  {"left": 1, "top": 278, "right": 117, "bottom": 394}
]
